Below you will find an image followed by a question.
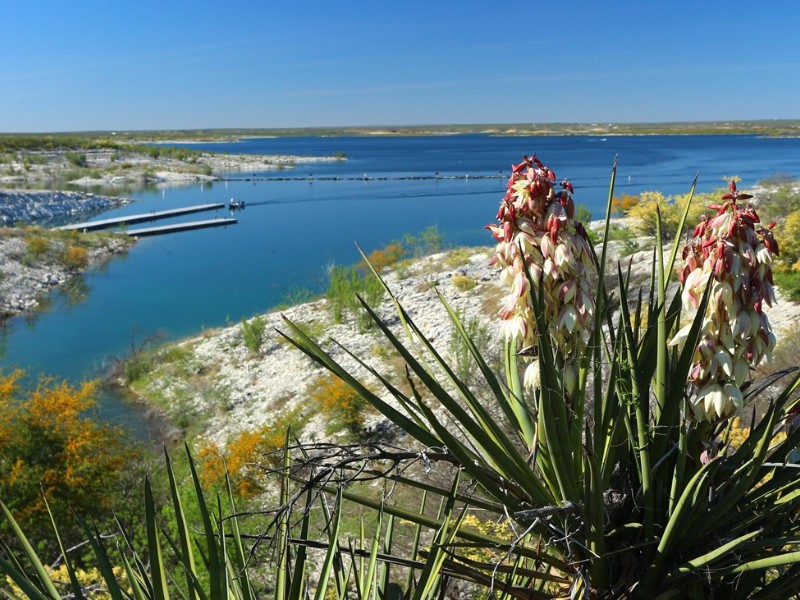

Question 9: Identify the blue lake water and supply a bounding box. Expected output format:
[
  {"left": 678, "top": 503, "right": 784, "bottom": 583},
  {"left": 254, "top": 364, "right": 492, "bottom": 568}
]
[{"left": 2, "top": 134, "right": 800, "bottom": 434}]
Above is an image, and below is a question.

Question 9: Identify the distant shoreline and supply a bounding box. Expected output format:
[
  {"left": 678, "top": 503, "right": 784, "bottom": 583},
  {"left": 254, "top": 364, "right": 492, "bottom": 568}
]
[{"left": 3, "top": 120, "right": 800, "bottom": 141}]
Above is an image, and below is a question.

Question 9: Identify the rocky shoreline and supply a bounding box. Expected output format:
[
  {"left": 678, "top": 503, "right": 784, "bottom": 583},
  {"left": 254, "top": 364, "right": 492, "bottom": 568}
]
[
  {"left": 0, "top": 190, "right": 129, "bottom": 227},
  {"left": 0, "top": 228, "right": 134, "bottom": 318}
]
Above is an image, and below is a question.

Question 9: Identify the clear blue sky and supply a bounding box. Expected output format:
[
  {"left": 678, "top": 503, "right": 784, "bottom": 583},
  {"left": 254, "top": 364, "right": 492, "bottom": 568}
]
[{"left": 2, "top": 1, "right": 799, "bottom": 132}]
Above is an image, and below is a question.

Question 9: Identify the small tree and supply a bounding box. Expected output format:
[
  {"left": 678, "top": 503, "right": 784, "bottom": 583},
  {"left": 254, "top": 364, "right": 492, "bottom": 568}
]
[{"left": 0, "top": 371, "right": 136, "bottom": 552}]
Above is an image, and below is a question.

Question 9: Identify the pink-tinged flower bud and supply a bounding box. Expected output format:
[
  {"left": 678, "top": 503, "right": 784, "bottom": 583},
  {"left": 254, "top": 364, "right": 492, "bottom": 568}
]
[
  {"left": 540, "top": 234, "right": 554, "bottom": 259},
  {"left": 763, "top": 235, "right": 779, "bottom": 256},
  {"left": 698, "top": 334, "right": 716, "bottom": 359},
  {"left": 554, "top": 243, "right": 573, "bottom": 268},
  {"left": 512, "top": 270, "right": 529, "bottom": 298},
  {"left": 693, "top": 222, "right": 707, "bottom": 237},
  {"left": 559, "top": 280, "right": 577, "bottom": 303},
  {"left": 690, "top": 362, "right": 704, "bottom": 383}
]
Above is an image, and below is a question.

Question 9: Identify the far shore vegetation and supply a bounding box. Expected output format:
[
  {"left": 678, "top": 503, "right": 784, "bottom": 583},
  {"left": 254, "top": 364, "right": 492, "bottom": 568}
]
[{"left": 3, "top": 119, "right": 800, "bottom": 146}]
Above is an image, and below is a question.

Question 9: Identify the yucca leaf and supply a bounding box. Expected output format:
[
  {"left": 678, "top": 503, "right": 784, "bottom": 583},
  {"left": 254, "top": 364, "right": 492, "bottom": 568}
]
[
  {"left": 275, "top": 438, "right": 291, "bottom": 600},
  {"left": 313, "top": 490, "right": 343, "bottom": 600},
  {"left": 359, "top": 500, "right": 383, "bottom": 600},
  {"left": 642, "top": 460, "right": 719, "bottom": 594},
  {"left": 352, "top": 294, "right": 545, "bottom": 494},
  {"left": 120, "top": 552, "right": 149, "bottom": 600},
  {"left": 664, "top": 529, "right": 762, "bottom": 581},
  {"left": 216, "top": 495, "right": 230, "bottom": 600},
  {"left": 288, "top": 488, "right": 312, "bottom": 600},
  {"left": 436, "top": 287, "right": 532, "bottom": 446},
  {"left": 411, "top": 474, "right": 461, "bottom": 600},
  {"left": 224, "top": 469, "right": 254, "bottom": 600},
  {"left": 145, "top": 477, "right": 170, "bottom": 600},
  {"left": 378, "top": 513, "right": 394, "bottom": 600},
  {"left": 165, "top": 450, "right": 198, "bottom": 600},
  {"left": 328, "top": 484, "right": 569, "bottom": 572},
  {"left": 41, "top": 494, "right": 86, "bottom": 600},
  {"left": 665, "top": 175, "right": 698, "bottom": 279},
  {"left": 0, "top": 500, "right": 62, "bottom": 600},
  {"left": 0, "top": 555, "right": 52, "bottom": 600},
  {"left": 278, "top": 317, "right": 440, "bottom": 449},
  {"left": 184, "top": 443, "right": 221, "bottom": 598}
]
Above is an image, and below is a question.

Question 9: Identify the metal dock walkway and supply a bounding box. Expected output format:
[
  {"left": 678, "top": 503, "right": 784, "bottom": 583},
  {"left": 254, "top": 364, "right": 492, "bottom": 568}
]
[
  {"left": 56, "top": 203, "right": 226, "bottom": 232},
  {"left": 125, "top": 218, "right": 237, "bottom": 237}
]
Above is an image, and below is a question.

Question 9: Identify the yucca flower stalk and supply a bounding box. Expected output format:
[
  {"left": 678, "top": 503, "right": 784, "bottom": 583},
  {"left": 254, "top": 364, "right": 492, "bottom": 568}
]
[
  {"left": 486, "top": 155, "right": 595, "bottom": 410},
  {"left": 671, "top": 180, "right": 779, "bottom": 421}
]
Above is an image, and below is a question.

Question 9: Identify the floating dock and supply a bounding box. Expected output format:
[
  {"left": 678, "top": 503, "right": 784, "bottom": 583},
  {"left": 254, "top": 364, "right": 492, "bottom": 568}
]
[
  {"left": 56, "top": 203, "right": 226, "bottom": 232},
  {"left": 125, "top": 218, "right": 237, "bottom": 237}
]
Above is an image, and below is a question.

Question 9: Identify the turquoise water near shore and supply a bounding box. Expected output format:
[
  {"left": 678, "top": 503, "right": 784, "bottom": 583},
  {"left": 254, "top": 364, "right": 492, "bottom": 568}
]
[{"left": 2, "top": 134, "right": 800, "bottom": 434}]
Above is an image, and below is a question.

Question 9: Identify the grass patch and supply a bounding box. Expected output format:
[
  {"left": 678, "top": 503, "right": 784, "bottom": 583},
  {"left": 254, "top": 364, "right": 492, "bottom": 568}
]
[
  {"left": 451, "top": 274, "right": 478, "bottom": 292},
  {"left": 327, "top": 265, "right": 385, "bottom": 329},
  {"left": 448, "top": 311, "right": 493, "bottom": 384}
]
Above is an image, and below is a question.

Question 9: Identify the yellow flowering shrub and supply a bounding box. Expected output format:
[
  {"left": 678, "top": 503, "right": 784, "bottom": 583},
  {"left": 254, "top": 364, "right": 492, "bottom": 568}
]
[
  {"left": 5, "top": 565, "right": 128, "bottom": 598},
  {"left": 309, "top": 373, "right": 368, "bottom": 437},
  {"left": 198, "top": 407, "right": 304, "bottom": 496}
]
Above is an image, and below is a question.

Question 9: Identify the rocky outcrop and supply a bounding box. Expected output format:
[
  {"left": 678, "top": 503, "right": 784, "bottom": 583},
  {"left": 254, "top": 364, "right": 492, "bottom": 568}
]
[
  {"left": 0, "top": 190, "right": 129, "bottom": 226},
  {"left": 0, "top": 230, "right": 133, "bottom": 318}
]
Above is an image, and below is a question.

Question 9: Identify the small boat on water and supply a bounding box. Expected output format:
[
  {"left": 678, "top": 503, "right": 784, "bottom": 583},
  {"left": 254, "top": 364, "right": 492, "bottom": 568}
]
[{"left": 228, "top": 198, "right": 245, "bottom": 210}]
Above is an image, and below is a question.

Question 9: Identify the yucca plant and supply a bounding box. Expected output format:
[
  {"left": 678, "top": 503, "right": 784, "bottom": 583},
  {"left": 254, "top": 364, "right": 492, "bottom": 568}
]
[{"left": 281, "top": 154, "right": 800, "bottom": 598}]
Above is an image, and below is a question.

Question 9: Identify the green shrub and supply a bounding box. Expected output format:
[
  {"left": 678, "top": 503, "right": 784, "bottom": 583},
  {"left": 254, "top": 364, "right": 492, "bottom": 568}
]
[
  {"left": 404, "top": 225, "right": 444, "bottom": 257},
  {"left": 124, "top": 352, "right": 154, "bottom": 384},
  {"left": 240, "top": 315, "right": 267, "bottom": 355},
  {"left": 65, "top": 152, "right": 87, "bottom": 167},
  {"left": 774, "top": 268, "right": 800, "bottom": 302},
  {"left": 24, "top": 236, "right": 50, "bottom": 259}
]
